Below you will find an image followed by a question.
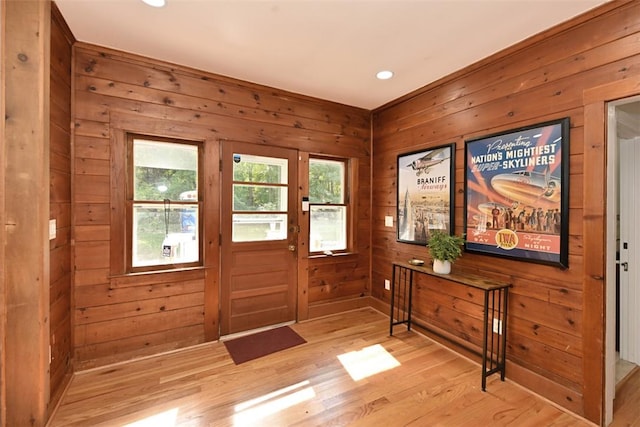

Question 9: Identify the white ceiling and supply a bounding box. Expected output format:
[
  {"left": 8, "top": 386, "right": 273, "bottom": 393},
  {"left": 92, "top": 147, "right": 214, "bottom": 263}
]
[{"left": 55, "top": 0, "right": 608, "bottom": 110}]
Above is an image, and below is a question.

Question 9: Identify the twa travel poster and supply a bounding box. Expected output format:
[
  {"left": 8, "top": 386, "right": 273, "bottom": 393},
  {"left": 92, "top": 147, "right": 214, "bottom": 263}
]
[{"left": 464, "top": 118, "right": 569, "bottom": 268}]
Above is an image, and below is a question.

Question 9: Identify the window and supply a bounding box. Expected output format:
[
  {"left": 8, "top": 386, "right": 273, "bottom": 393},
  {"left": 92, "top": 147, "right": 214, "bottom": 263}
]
[
  {"left": 128, "top": 135, "right": 201, "bottom": 270},
  {"left": 309, "top": 157, "right": 348, "bottom": 253},
  {"left": 231, "top": 153, "right": 288, "bottom": 242}
]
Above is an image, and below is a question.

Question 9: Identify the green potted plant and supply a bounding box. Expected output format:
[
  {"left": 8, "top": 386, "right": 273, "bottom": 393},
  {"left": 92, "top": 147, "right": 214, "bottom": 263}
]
[{"left": 427, "top": 230, "right": 465, "bottom": 274}]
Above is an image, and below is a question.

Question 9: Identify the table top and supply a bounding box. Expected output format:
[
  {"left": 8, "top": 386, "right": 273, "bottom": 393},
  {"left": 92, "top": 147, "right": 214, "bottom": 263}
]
[{"left": 393, "top": 261, "right": 511, "bottom": 291}]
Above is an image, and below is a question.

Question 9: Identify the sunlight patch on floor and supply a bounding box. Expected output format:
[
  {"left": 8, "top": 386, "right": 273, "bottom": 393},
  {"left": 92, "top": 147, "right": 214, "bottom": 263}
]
[
  {"left": 337, "top": 344, "right": 401, "bottom": 381},
  {"left": 233, "top": 380, "right": 315, "bottom": 425},
  {"left": 124, "top": 408, "right": 179, "bottom": 427}
]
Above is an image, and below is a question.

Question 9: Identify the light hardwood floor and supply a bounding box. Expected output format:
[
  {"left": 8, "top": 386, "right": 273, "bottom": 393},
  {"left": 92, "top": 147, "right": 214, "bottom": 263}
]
[
  {"left": 49, "top": 308, "right": 622, "bottom": 426},
  {"left": 612, "top": 365, "right": 640, "bottom": 427}
]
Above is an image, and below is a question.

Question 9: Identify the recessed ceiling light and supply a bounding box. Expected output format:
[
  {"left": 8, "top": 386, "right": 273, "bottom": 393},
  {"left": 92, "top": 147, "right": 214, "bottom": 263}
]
[
  {"left": 141, "top": 0, "right": 166, "bottom": 7},
  {"left": 376, "top": 70, "right": 394, "bottom": 80}
]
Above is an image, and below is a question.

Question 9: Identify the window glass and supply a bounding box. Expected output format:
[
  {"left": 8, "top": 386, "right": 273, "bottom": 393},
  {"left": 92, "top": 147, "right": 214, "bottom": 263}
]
[
  {"left": 310, "top": 206, "right": 347, "bottom": 252},
  {"left": 309, "top": 158, "right": 347, "bottom": 252},
  {"left": 134, "top": 139, "right": 198, "bottom": 201},
  {"left": 309, "top": 158, "right": 344, "bottom": 203},
  {"left": 132, "top": 204, "right": 199, "bottom": 266},
  {"left": 131, "top": 137, "right": 200, "bottom": 269}
]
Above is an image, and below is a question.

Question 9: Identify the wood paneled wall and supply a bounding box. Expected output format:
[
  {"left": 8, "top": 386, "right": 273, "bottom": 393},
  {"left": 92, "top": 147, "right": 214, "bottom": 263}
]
[
  {"left": 71, "top": 43, "right": 371, "bottom": 368},
  {"left": 371, "top": 1, "right": 640, "bottom": 421},
  {"left": 49, "top": 3, "right": 74, "bottom": 413}
]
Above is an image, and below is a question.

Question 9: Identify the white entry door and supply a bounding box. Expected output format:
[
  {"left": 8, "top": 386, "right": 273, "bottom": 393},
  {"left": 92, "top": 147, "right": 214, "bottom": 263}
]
[{"left": 619, "top": 137, "right": 640, "bottom": 365}]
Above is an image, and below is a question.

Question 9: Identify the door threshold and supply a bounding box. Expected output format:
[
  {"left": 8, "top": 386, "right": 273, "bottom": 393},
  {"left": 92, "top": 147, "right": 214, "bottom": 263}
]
[{"left": 220, "top": 320, "right": 296, "bottom": 342}]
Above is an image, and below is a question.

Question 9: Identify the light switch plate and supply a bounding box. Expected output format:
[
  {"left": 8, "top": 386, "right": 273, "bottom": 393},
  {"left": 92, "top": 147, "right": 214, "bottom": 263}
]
[
  {"left": 384, "top": 216, "right": 393, "bottom": 227},
  {"left": 49, "top": 219, "right": 56, "bottom": 240}
]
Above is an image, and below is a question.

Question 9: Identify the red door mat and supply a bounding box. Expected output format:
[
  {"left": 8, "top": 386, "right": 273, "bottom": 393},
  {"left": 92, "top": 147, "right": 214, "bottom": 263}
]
[{"left": 223, "top": 326, "right": 307, "bottom": 365}]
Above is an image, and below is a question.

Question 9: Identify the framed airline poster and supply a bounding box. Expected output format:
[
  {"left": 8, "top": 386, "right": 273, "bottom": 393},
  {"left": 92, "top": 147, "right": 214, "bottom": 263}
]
[
  {"left": 463, "top": 118, "right": 569, "bottom": 268},
  {"left": 397, "top": 143, "right": 455, "bottom": 245}
]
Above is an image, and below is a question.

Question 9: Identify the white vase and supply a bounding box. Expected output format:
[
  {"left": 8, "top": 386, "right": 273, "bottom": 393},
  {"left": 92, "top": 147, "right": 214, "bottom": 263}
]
[{"left": 433, "top": 259, "right": 451, "bottom": 274}]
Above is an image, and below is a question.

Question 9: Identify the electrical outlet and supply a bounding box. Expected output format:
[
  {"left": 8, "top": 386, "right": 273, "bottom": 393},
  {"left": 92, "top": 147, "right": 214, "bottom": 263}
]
[
  {"left": 492, "top": 318, "right": 503, "bottom": 335},
  {"left": 384, "top": 279, "right": 391, "bottom": 291}
]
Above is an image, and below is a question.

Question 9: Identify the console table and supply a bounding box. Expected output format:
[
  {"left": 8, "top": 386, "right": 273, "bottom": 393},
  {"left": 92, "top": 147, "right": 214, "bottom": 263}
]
[{"left": 389, "top": 261, "right": 511, "bottom": 391}]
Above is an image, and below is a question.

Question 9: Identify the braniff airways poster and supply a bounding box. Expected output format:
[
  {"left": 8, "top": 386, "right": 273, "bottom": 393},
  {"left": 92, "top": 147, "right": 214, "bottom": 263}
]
[{"left": 397, "top": 144, "right": 454, "bottom": 245}]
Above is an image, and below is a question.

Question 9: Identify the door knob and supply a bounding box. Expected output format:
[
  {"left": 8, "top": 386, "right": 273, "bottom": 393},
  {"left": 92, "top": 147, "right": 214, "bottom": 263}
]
[{"left": 288, "top": 244, "right": 296, "bottom": 252}]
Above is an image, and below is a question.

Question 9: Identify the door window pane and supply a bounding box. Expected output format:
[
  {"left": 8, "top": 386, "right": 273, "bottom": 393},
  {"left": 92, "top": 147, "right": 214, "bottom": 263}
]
[
  {"left": 233, "top": 154, "right": 287, "bottom": 184},
  {"left": 232, "top": 214, "right": 287, "bottom": 242},
  {"left": 233, "top": 184, "right": 287, "bottom": 211},
  {"left": 231, "top": 153, "right": 289, "bottom": 242}
]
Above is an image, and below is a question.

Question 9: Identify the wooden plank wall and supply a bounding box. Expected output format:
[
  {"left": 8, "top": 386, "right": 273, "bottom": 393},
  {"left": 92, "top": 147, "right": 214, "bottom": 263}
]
[
  {"left": 1, "top": 5, "right": 5, "bottom": 426},
  {"left": 371, "top": 0, "right": 640, "bottom": 420},
  {"left": 49, "top": 3, "right": 74, "bottom": 413},
  {"left": 71, "top": 43, "right": 371, "bottom": 368}
]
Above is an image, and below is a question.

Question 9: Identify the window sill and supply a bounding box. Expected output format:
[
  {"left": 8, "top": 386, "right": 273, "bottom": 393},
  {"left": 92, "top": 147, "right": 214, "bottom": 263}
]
[{"left": 307, "top": 251, "right": 357, "bottom": 260}]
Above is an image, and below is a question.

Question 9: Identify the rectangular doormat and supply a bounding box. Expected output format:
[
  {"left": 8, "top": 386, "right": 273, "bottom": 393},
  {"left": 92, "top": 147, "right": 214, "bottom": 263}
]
[{"left": 223, "top": 326, "right": 307, "bottom": 365}]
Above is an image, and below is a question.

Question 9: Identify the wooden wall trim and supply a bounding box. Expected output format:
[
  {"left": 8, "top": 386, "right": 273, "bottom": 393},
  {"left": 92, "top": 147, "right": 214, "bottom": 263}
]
[
  {"left": 202, "top": 138, "right": 220, "bottom": 341},
  {"left": 3, "top": 1, "right": 51, "bottom": 425},
  {"left": 582, "top": 76, "right": 640, "bottom": 425},
  {"left": 109, "top": 128, "right": 127, "bottom": 275},
  {"left": 0, "top": 1, "right": 6, "bottom": 424},
  {"left": 297, "top": 152, "right": 310, "bottom": 321}
]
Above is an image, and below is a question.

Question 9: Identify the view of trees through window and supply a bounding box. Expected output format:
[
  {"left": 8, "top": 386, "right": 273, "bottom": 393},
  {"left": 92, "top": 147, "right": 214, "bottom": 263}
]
[
  {"left": 232, "top": 154, "right": 288, "bottom": 242},
  {"left": 131, "top": 138, "right": 199, "bottom": 268}
]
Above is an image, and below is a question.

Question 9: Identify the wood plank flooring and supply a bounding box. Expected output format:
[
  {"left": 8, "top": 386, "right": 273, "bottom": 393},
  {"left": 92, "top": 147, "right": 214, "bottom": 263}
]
[
  {"left": 612, "top": 366, "right": 640, "bottom": 427},
  {"left": 48, "top": 308, "right": 603, "bottom": 426}
]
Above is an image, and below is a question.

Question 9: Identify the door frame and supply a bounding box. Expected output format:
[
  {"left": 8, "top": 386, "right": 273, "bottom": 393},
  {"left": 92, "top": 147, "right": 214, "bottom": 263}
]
[
  {"left": 604, "top": 95, "right": 640, "bottom": 426},
  {"left": 583, "top": 77, "right": 640, "bottom": 426}
]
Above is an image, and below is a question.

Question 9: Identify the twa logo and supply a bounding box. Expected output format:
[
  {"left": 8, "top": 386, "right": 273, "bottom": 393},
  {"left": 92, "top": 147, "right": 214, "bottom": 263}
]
[{"left": 495, "top": 229, "right": 518, "bottom": 250}]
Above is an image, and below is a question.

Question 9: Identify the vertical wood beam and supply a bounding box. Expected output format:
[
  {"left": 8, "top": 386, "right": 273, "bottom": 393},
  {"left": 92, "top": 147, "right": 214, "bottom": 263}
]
[
  {"left": 0, "top": 1, "right": 7, "bottom": 425},
  {"left": 203, "top": 138, "right": 220, "bottom": 341},
  {"left": 297, "top": 152, "right": 309, "bottom": 321},
  {"left": 582, "top": 102, "right": 606, "bottom": 425},
  {"left": 3, "top": 0, "right": 51, "bottom": 425}
]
